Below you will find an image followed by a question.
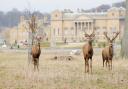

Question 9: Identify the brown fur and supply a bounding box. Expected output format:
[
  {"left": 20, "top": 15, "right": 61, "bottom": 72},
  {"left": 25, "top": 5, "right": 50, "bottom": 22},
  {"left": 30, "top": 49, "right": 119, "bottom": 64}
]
[
  {"left": 83, "top": 32, "right": 95, "bottom": 73},
  {"left": 102, "top": 32, "right": 119, "bottom": 70},
  {"left": 31, "top": 37, "right": 41, "bottom": 71}
]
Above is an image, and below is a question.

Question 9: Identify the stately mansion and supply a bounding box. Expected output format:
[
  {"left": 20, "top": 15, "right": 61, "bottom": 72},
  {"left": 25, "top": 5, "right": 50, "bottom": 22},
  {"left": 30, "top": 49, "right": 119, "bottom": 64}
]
[
  {"left": 51, "top": 7, "right": 125, "bottom": 43},
  {"left": 3, "top": 7, "right": 125, "bottom": 46}
]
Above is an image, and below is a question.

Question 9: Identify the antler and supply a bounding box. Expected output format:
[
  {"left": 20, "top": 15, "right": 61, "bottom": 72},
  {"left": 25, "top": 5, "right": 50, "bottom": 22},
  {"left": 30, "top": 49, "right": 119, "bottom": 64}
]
[
  {"left": 90, "top": 30, "right": 95, "bottom": 37},
  {"left": 84, "top": 33, "right": 90, "bottom": 37},
  {"left": 85, "top": 30, "right": 95, "bottom": 37},
  {"left": 104, "top": 32, "right": 110, "bottom": 41},
  {"left": 111, "top": 32, "right": 120, "bottom": 41}
]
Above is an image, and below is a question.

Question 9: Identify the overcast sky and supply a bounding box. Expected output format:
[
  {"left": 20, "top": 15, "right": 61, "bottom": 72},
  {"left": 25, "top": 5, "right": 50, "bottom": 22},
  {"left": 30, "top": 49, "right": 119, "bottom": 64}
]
[{"left": 0, "top": 0, "right": 124, "bottom": 12}]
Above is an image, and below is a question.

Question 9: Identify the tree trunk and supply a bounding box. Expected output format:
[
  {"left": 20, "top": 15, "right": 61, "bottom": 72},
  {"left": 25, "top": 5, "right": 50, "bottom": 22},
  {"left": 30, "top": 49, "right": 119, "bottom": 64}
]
[
  {"left": 28, "top": 15, "right": 37, "bottom": 65},
  {"left": 121, "top": 0, "right": 128, "bottom": 58},
  {"left": 28, "top": 32, "right": 32, "bottom": 65}
]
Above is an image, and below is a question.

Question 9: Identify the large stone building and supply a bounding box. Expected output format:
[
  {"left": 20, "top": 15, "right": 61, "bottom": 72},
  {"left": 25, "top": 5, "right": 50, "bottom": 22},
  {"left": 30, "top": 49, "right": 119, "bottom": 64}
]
[
  {"left": 51, "top": 7, "right": 125, "bottom": 43},
  {"left": 6, "top": 16, "right": 50, "bottom": 45}
]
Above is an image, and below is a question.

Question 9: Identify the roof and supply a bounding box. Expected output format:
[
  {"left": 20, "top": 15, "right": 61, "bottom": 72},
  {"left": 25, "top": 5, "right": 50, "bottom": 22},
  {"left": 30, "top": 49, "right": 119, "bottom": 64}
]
[{"left": 63, "top": 12, "right": 107, "bottom": 20}]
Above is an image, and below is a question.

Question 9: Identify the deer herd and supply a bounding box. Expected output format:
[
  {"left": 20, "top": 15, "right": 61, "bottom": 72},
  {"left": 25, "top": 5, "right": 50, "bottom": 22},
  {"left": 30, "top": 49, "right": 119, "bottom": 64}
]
[
  {"left": 83, "top": 30, "right": 120, "bottom": 73},
  {"left": 30, "top": 30, "right": 120, "bottom": 74}
]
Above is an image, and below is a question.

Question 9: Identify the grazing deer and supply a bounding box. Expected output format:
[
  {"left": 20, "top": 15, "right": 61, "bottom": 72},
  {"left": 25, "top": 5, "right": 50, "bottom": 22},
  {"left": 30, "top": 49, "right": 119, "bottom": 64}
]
[
  {"left": 102, "top": 32, "right": 120, "bottom": 70},
  {"left": 83, "top": 31, "right": 95, "bottom": 73},
  {"left": 31, "top": 36, "right": 42, "bottom": 71}
]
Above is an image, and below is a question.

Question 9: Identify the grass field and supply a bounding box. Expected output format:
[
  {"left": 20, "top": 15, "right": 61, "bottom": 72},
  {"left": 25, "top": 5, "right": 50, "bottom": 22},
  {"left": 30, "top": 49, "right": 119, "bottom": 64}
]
[{"left": 0, "top": 50, "right": 128, "bottom": 89}]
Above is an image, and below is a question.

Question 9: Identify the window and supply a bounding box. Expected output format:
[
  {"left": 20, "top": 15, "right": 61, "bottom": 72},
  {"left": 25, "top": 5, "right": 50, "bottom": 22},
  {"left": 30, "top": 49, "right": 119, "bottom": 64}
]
[
  {"left": 103, "top": 27, "right": 106, "bottom": 29},
  {"left": 71, "top": 27, "right": 74, "bottom": 30},
  {"left": 112, "top": 13, "right": 115, "bottom": 16},
  {"left": 55, "top": 14, "right": 58, "bottom": 17},
  {"left": 64, "top": 27, "right": 68, "bottom": 30},
  {"left": 96, "top": 27, "right": 100, "bottom": 29},
  {"left": 64, "top": 30, "right": 68, "bottom": 35},
  {"left": 97, "top": 32, "right": 99, "bottom": 35}
]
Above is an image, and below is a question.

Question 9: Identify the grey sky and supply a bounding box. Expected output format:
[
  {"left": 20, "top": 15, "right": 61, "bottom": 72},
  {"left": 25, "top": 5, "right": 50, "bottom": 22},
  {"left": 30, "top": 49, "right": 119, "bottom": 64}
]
[{"left": 0, "top": 0, "right": 124, "bottom": 12}]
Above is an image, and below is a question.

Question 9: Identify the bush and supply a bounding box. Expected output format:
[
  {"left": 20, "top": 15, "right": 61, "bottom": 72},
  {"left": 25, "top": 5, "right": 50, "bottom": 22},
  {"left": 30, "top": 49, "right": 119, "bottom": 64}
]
[
  {"left": 98, "top": 42, "right": 106, "bottom": 48},
  {"left": 41, "top": 42, "right": 50, "bottom": 48}
]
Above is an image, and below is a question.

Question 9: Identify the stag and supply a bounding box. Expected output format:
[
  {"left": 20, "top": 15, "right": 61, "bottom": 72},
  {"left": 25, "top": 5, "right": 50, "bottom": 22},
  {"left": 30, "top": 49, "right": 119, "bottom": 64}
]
[
  {"left": 83, "top": 31, "right": 95, "bottom": 73},
  {"left": 31, "top": 36, "right": 42, "bottom": 71},
  {"left": 102, "top": 32, "right": 120, "bottom": 70}
]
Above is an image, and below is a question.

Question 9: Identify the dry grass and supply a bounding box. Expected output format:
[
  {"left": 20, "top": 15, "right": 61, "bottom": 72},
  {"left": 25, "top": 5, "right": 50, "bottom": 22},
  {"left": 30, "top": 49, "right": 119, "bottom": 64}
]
[{"left": 0, "top": 51, "right": 128, "bottom": 89}]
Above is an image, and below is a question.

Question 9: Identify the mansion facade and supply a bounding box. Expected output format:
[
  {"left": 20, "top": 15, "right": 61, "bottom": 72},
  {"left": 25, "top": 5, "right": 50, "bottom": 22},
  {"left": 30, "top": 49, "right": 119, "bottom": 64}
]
[{"left": 51, "top": 7, "right": 125, "bottom": 43}]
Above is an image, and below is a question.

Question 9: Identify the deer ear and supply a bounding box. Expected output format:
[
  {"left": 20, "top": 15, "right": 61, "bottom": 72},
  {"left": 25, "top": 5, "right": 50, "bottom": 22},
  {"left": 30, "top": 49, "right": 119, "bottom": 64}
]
[
  {"left": 85, "top": 34, "right": 89, "bottom": 37},
  {"left": 103, "top": 32, "right": 107, "bottom": 35},
  {"left": 90, "top": 34, "right": 95, "bottom": 37},
  {"left": 36, "top": 36, "right": 42, "bottom": 41}
]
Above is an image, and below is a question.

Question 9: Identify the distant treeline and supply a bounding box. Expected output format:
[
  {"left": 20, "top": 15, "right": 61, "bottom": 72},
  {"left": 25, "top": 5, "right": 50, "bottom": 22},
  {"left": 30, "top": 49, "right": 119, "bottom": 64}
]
[
  {"left": 0, "top": 1, "right": 125, "bottom": 28},
  {"left": 85, "top": 1, "right": 125, "bottom": 12},
  {"left": 0, "top": 8, "right": 50, "bottom": 28}
]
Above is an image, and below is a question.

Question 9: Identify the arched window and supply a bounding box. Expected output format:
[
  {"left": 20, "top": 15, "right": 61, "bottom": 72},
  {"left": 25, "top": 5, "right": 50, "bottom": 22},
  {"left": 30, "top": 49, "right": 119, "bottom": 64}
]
[{"left": 112, "top": 13, "right": 115, "bottom": 16}]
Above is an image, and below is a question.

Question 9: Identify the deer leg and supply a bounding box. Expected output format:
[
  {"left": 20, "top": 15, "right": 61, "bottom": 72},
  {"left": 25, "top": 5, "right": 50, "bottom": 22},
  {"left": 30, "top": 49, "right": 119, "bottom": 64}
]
[
  {"left": 110, "top": 60, "right": 112, "bottom": 70},
  {"left": 90, "top": 58, "right": 92, "bottom": 74},
  {"left": 32, "top": 58, "right": 36, "bottom": 71},
  {"left": 87, "top": 59, "right": 89, "bottom": 73},
  {"left": 102, "top": 56, "right": 105, "bottom": 68},
  {"left": 84, "top": 58, "right": 87, "bottom": 73},
  {"left": 108, "top": 60, "right": 111, "bottom": 70},
  {"left": 34, "top": 58, "right": 38, "bottom": 71},
  {"left": 34, "top": 60, "right": 36, "bottom": 71},
  {"left": 106, "top": 59, "right": 108, "bottom": 68},
  {"left": 103, "top": 59, "right": 105, "bottom": 68},
  {"left": 37, "top": 58, "right": 39, "bottom": 71}
]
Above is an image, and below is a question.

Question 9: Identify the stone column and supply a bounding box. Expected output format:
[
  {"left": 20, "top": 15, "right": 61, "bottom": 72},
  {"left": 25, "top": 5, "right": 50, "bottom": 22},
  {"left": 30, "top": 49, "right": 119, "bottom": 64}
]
[
  {"left": 75, "top": 22, "right": 77, "bottom": 41},
  {"left": 79, "top": 22, "right": 81, "bottom": 41},
  {"left": 89, "top": 22, "right": 91, "bottom": 30},
  {"left": 91, "top": 22, "right": 93, "bottom": 31},
  {"left": 87, "top": 22, "right": 89, "bottom": 31},
  {"left": 84, "top": 22, "right": 86, "bottom": 32},
  {"left": 82, "top": 22, "right": 84, "bottom": 31},
  {"left": 79, "top": 22, "right": 81, "bottom": 30}
]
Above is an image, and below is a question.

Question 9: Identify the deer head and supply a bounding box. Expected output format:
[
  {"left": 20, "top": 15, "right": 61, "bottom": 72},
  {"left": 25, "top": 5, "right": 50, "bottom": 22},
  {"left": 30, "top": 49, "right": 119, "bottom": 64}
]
[
  {"left": 34, "top": 35, "right": 43, "bottom": 45},
  {"left": 104, "top": 32, "right": 120, "bottom": 47},
  {"left": 84, "top": 30, "right": 95, "bottom": 43}
]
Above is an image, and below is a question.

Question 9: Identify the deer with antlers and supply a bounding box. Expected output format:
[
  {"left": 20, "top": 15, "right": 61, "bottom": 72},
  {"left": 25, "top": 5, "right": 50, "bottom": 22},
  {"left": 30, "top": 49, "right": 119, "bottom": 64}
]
[
  {"left": 31, "top": 35, "right": 42, "bottom": 71},
  {"left": 102, "top": 32, "right": 120, "bottom": 70},
  {"left": 83, "top": 31, "right": 95, "bottom": 73}
]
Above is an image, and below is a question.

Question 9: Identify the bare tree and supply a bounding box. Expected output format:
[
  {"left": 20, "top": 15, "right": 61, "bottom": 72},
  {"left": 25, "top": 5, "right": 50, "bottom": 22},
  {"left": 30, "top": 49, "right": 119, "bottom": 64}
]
[
  {"left": 28, "top": 14, "right": 38, "bottom": 45},
  {"left": 26, "top": 13, "right": 38, "bottom": 65}
]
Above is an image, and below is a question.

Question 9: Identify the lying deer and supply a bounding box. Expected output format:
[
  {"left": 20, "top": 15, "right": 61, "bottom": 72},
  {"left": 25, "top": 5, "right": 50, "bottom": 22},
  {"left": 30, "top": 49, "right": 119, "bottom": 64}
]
[
  {"left": 31, "top": 36, "right": 42, "bottom": 71},
  {"left": 83, "top": 31, "right": 95, "bottom": 73},
  {"left": 102, "top": 32, "right": 120, "bottom": 70}
]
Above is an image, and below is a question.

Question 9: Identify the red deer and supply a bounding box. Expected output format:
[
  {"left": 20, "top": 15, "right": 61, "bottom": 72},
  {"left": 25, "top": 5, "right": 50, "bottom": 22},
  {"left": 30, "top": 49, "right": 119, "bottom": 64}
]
[
  {"left": 83, "top": 31, "right": 95, "bottom": 73},
  {"left": 31, "top": 36, "right": 42, "bottom": 71},
  {"left": 102, "top": 32, "right": 120, "bottom": 70}
]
